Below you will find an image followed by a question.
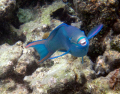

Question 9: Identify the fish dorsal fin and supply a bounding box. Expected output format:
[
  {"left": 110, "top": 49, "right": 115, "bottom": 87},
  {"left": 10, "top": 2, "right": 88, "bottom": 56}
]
[
  {"left": 47, "top": 23, "right": 68, "bottom": 40},
  {"left": 87, "top": 24, "right": 103, "bottom": 40},
  {"left": 49, "top": 49, "right": 70, "bottom": 59}
]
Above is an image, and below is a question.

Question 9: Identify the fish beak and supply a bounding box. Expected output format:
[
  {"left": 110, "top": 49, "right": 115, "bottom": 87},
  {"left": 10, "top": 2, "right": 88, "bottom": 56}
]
[{"left": 78, "top": 38, "right": 87, "bottom": 46}]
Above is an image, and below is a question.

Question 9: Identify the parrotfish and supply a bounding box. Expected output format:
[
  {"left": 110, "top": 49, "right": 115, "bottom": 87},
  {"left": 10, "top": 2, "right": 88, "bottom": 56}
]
[{"left": 26, "top": 23, "right": 103, "bottom": 63}]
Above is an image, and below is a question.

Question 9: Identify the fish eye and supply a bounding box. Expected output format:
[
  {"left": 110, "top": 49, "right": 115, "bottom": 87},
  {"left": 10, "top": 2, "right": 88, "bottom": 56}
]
[{"left": 77, "top": 38, "right": 87, "bottom": 46}]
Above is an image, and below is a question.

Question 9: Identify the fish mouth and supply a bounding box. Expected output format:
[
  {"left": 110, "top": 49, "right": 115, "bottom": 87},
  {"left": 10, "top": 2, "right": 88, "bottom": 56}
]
[{"left": 79, "top": 38, "right": 86, "bottom": 46}]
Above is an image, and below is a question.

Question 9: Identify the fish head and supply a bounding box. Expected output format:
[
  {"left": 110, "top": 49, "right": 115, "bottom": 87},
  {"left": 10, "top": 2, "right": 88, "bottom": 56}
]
[
  {"left": 68, "top": 28, "right": 89, "bottom": 57},
  {"left": 69, "top": 35, "right": 89, "bottom": 57},
  {"left": 69, "top": 33, "right": 89, "bottom": 49}
]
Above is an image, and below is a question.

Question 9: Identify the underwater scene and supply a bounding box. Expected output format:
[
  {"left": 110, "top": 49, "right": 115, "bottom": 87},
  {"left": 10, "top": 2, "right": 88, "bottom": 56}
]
[{"left": 0, "top": 0, "right": 120, "bottom": 94}]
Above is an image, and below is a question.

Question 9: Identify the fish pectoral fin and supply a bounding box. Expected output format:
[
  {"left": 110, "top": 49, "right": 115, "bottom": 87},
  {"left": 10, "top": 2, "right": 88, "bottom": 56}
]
[
  {"left": 49, "top": 49, "right": 70, "bottom": 59},
  {"left": 87, "top": 24, "right": 103, "bottom": 40}
]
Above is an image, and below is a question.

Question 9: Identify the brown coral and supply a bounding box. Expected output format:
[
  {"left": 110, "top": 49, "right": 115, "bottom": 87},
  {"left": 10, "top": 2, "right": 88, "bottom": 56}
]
[
  {"left": 42, "top": 32, "right": 50, "bottom": 39},
  {"left": 108, "top": 69, "right": 119, "bottom": 89}
]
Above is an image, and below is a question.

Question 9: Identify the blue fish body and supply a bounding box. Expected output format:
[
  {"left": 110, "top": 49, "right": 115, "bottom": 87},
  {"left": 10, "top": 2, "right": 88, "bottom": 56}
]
[{"left": 26, "top": 23, "right": 103, "bottom": 63}]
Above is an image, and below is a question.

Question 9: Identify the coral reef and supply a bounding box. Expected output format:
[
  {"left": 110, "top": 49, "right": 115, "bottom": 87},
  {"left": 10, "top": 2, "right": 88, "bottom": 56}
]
[
  {"left": 17, "top": 8, "right": 35, "bottom": 23},
  {"left": 72, "top": 0, "right": 118, "bottom": 26},
  {"left": 113, "top": 19, "right": 120, "bottom": 34},
  {"left": 42, "top": 32, "right": 50, "bottom": 39},
  {"left": 0, "top": 0, "right": 120, "bottom": 93},
  {"left": 0, "top": 78, "right": 29, "bottom": 94},
  {"left": 40, "top": 1, "right": 65, "bottom": 25},
  {"left": 0, "top": 0, "right": 16, "bottom": 20},
  {"left": 86, "top": 69, "right": 120, "bottom": 94},
  {"left": 0, "top": 40, "right": 39, "bottom": 77},
  {"left": 95, "top": 50, "right": 120, "bottom": 76},
  {"left": 14, "top": 47, "right": 39, "bottom": 75},
  {"left": 110, "top": 34, "right": 120, "bottom": 52},
  {"left": 24, "top": 56, "right": 94, "bottom": 94},
  {"left": 0, "top": 41, "right": 23, "bottom": 78},
  {"left": 108, "top": 69, "right": 119, "bottom": 89}
]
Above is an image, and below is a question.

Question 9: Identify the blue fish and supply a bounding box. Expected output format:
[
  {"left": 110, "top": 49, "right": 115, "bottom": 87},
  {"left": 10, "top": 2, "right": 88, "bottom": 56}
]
[{"left": 26, "top": 23, "right": 103, "bottom": 63}]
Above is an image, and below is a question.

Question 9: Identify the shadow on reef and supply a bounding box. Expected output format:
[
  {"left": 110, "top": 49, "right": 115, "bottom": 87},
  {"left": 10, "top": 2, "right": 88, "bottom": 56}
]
[
  {"left": 48, "top": 81, "right": 90, "bottom": 94},
  {"left": 109, "top": 59, "right": 120, "bottom": 71},
  {"left": 87, "top": 44, "right": 105, "bottom": 63},
  {"left": 51, "top": 8, "right": 77, "bottom": 25},
  {"left": 47, "top": 73, "right": 90, "bottom": 94},
  {"left": 0, "top": 21, "right": 26, "bottom": 45},
  {"left": 0, "top": 71, "right": 33, "bottom": 93},
  {"left": 0, "top": 60, "right": 39, "bottom": 93},
  {"left": 16, "top": 0, "right": 55, "bottom": 8}
]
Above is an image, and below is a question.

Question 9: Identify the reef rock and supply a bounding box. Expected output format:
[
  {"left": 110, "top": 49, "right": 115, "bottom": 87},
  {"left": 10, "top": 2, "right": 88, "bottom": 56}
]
[
  {"left": 72, "top": 0, "right": 118, "bottom": 27},
  {"left": 86, "top": 68, "right": 120, "bottom": 94},
  {"left": 14, "top": 47, "right": 39, "bottom": 75},
  {"left": 110, "top": 34, "right": 120, "bottom": 52},
  {"left": 0, "top": 40, "right": 40, "bottom": 78},
  {"left": 24, "top": 55, "right": 95, "bottom": 94},
  {"left": 0, "top": 78, "right": 28, "bottom": 94},
  {"left": 95, "top": 50, "right": 120, "bottom": 76},
  {"left": 113, "top": 19, "right": 120, "bottom": 34},
  {"left": 95, "top": 29, "right": 120, "bottom": 76},
  {"left": 0, "top": 41, "right": 23, "bottom": 78},
  {"left": 0, "top": 0, "right": 16, "bottom": 20}
]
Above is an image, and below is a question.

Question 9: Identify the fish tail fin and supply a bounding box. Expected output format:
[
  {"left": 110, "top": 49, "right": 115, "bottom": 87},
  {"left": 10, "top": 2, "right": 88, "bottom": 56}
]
[{"left": 26, "top": 40, "right": 54, "bottom": 63}]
